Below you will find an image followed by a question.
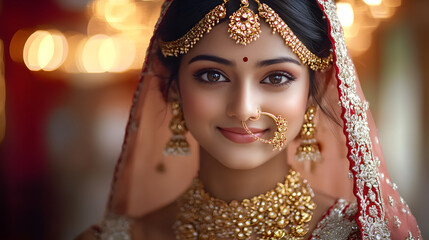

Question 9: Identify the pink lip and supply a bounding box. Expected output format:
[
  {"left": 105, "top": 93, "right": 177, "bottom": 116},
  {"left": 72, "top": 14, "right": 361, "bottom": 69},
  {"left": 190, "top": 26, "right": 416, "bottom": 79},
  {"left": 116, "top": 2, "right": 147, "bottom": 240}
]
[{"left": 218, "top": 127, "right": 267, "bottom": 144}]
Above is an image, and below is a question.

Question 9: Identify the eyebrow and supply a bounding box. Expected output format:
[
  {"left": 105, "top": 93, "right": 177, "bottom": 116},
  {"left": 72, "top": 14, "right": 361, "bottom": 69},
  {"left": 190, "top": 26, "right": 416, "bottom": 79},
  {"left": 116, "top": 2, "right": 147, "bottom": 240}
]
[
  {"left": 257, "top": 57, "right": 301, "bottom": 67},
  {"left": 188, "top": 54, "right": 235, "bottom": 66}
]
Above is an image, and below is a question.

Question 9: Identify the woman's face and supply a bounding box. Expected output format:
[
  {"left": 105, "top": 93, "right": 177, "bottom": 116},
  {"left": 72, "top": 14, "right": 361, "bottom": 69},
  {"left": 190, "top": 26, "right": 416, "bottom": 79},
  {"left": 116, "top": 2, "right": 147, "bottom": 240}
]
[{"left": 178, "top": 22, "right": 310, "bottom": 170}]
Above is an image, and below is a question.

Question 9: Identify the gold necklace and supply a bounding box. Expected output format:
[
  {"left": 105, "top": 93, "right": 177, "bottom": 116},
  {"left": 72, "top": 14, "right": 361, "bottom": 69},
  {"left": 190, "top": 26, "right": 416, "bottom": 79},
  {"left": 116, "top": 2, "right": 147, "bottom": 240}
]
[{"left": 174, "top": 170, "right": 316, "bottom": 240}]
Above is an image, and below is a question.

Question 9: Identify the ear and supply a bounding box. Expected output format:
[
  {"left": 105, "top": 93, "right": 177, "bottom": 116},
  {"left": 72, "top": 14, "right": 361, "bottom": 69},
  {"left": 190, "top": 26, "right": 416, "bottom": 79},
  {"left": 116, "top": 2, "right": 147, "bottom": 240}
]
[
  {"left": 309, "top": 65, "right": 334, "bottom": 106},
  {"left": 167, "top": 78, "right": 181, "bottom": 103},
  {"left": 320, "top": 64, "right": 335, "bottom": 87}
]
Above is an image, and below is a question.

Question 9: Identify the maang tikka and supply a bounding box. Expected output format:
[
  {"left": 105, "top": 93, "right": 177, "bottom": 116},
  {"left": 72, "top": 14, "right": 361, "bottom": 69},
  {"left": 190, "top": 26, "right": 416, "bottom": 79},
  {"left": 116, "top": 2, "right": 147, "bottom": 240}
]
[
  {"left": 163, "top": 101, "right": 190, "bottom": 156},
  {"left": 228, "top": 0, "right": 261, "bottom": 45},
  {"left": 295, "top": 106, "right": 321, "bottom": 162}
]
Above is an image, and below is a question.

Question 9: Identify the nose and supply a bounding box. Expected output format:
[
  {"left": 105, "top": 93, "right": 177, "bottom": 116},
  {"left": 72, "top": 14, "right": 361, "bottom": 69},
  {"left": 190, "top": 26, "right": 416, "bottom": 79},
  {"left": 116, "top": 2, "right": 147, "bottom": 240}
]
[{"left": 226, "top": 82, "right": 259, "bottom": 122}]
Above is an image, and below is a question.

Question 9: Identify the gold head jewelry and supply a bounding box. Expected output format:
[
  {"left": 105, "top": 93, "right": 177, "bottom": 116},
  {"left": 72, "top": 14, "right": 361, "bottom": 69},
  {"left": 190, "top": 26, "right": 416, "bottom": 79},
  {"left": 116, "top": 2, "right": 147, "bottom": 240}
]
[
  {"left": 228, "top": 0, "right": 261, "bottom": 45},
  {"left": 295, "top": 106, "right": 321, "bottom": 162},
  {"left": 242, "top": 109, "right": 288, "bottom": 151},
  {"left": 174, "top": 169, "right": 316, "bottom": 240},
  {"left": 159, "top": 0, "right": 333, "bottom": 71}
]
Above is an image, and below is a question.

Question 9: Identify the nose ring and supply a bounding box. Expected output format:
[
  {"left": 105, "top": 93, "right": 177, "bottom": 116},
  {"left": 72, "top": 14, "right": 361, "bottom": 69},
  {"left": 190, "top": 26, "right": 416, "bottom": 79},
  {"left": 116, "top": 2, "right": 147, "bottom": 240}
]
[
  {"left": 241, "top": 110, "right": 288, "bottom": 151},
  {"left": 249, "top": 108, "right": 261, "bottom": 121}
]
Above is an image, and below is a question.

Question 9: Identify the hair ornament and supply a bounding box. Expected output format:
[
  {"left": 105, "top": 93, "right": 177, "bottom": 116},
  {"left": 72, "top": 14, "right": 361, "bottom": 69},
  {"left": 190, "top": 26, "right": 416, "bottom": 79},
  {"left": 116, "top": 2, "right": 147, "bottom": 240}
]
[
  {"left": 228, "top": 0, "right": 261, "bottom": 45},
  {"left": 159, "top": 0, "right": 333, "bottom": 71},
  {"left": 159, "top": 1, "right": 228, "bottom": 57},
  {"left": 255, "top": 0, "right": 332, "bottom": 71}
]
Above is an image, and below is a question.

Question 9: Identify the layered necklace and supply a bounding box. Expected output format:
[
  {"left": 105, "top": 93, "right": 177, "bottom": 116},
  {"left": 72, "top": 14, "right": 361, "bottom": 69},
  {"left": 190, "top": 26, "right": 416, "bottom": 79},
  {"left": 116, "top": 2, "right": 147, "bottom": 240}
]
[{"left": 174, "top": 170, "right": 316, "bottom": 240}]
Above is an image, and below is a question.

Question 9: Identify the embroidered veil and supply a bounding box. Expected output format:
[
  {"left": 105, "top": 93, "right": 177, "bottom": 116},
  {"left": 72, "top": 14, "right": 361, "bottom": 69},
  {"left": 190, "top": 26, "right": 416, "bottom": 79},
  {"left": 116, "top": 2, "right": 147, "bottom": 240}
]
[{"left": 93, "top": 0, "right": 421, "bottom": 239}]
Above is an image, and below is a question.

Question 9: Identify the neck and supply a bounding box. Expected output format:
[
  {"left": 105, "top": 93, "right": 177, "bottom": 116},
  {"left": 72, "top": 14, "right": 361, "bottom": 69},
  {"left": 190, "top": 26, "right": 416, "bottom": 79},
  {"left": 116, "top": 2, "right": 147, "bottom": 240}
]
[{"left": 198, "top": 146, "right": 290, "bottom": 202}]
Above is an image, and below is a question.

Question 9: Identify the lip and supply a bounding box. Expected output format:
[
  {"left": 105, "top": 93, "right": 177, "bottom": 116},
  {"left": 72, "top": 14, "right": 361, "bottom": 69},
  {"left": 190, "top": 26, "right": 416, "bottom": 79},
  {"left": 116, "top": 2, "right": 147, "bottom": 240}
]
[{"left": 217, "top": 127, "right": 267, "bottom": 144}]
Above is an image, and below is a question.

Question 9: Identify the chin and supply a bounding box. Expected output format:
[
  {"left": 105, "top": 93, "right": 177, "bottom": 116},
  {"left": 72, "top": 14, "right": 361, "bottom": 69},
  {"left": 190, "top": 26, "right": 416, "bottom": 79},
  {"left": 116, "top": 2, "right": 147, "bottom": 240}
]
[
  {"left": 218, "top": 158, "right": 265, "bottom": 170},
  {"left": 212, "top": 149, "right": 275, "bottom": 170}
]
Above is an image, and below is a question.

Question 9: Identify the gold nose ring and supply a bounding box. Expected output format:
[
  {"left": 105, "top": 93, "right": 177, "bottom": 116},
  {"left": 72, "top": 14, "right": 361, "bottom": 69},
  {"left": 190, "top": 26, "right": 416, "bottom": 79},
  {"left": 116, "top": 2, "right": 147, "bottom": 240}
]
[{"left": 241, "top": 110, "right": 288, "bottom": 151}]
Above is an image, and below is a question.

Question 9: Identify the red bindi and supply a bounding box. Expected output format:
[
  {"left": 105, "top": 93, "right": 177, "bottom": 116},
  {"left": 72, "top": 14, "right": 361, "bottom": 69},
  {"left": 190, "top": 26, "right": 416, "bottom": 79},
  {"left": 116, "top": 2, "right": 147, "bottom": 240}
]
[{"left": 243, "top": 57, "right": 248, "bottom": 62}]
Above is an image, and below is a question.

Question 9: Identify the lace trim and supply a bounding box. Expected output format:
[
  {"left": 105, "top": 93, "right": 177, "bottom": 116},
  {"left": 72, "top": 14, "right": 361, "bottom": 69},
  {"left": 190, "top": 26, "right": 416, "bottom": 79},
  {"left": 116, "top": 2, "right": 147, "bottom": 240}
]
[{"left": 317, "top": 0, "right": 390, "bottom": 239}]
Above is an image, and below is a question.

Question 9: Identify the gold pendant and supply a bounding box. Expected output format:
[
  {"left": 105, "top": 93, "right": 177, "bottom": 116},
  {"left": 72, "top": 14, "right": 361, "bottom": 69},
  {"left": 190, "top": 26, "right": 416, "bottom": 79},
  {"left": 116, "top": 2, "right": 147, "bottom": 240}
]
[{"left": 228, "top": 0, "right": 261, "bottom": 45}]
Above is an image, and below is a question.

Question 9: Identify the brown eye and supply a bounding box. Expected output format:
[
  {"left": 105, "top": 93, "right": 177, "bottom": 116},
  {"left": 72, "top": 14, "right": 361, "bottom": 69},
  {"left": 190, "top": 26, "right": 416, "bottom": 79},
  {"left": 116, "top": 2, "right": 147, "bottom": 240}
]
[
  {"left": 268, "top": 75, "right": 283, "bottom": 84},
  {"left": 261, "top": 72, "right": 294, "bottom": 86},
  {"left": 207, "top": 71, "right": 221, "bottom": 82},
  {"left": 198, "top": 70, "right": 227, "bottom": 83}
]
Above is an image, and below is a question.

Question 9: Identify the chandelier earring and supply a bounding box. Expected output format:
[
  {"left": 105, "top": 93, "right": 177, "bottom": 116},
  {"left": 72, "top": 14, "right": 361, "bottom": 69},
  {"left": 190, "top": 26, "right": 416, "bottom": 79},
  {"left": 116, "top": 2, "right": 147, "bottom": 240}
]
[
  {"left": 242, "top": 109, "right": 288, "bottom": 151},
  {"left": 163, "top": 101, "right": 190, "bottom": 156},
  {"left": 295, "top": 106, "right": 321, "bottom": 162}
]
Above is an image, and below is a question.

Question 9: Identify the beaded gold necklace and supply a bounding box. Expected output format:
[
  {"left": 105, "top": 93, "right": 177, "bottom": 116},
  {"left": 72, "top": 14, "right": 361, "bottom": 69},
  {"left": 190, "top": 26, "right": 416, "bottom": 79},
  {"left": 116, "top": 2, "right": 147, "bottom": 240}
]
[{"left": 174, "top": 170, "right": 316, "bottom": 240}]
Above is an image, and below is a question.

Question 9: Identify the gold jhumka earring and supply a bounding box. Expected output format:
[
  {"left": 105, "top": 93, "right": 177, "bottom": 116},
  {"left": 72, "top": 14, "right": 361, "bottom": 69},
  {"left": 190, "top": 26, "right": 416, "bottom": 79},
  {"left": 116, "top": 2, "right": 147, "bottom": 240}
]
[
  {"left": 163, "top": 101, "right": 190, "bottom": 156},
  {"left": 242, "top": 109, "right": 288, "bottom": 151},
  {"left": 295, "top": 106, "right": 321, "bottom": 162}
]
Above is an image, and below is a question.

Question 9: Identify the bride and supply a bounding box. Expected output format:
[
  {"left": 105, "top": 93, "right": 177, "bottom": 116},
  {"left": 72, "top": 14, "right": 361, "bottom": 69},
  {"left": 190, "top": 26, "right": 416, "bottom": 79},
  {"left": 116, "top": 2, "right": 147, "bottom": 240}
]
[{"left": 77, "top": 0, "right": 421, "bottom": 239}]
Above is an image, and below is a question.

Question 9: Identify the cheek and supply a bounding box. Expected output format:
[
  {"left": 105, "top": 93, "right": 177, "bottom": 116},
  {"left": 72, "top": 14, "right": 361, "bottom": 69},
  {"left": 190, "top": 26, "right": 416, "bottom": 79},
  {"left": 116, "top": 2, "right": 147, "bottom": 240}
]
[
  {"left": 179, "top": 78, "right": 222, "bottom": 132},
  {"left": 266, "top": 81, "right": 309, "bottom": 140},
  {"left": 284, "top": 95, "right": 307, "bottom": 139}
]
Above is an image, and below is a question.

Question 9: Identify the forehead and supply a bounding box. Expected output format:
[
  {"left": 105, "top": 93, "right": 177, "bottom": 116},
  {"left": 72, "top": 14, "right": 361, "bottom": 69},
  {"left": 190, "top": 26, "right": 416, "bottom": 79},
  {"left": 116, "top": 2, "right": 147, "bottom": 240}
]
[{"left": 182, "top": 22, "right": 299, "bottom": 62}]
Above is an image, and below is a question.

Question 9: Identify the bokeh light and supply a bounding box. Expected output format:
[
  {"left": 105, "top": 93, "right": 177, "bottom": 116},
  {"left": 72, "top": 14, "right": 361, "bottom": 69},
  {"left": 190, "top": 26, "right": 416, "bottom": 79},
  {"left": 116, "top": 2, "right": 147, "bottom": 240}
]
[
  {"left": 10, "top": 0, "right": 403, "bottom": 74},
  {"left": 384, "top": 0, "right": 402, "bottom": 7},
  {"left": 23, "top": 30, "right": 68, "bottom": 71},
  {"left": 79, "top": 34, "right": 136, "bottom": 73},
  {"left": 363, "top": 0, "right": 382, "bottom": 5},
  {"left": 109, "top": 35, "right": 136, "bottom": 72},
  {"left": 10, "top": 29, "right": 31, "bottom": 63},
  {"left": 336, "top": 2, "right": 355, "bottom": 27},
  {"left": 81, "top": 34, "right": 110, "bottom": 73},
  {"left": 369, "top": 3, "right": 396, "bottom": 19},
  {"left": 104, "top": 0, "right": 137, "bottom": 25},
  {"left": 61, "top": 33, "right": 87, "bottom": 73}
]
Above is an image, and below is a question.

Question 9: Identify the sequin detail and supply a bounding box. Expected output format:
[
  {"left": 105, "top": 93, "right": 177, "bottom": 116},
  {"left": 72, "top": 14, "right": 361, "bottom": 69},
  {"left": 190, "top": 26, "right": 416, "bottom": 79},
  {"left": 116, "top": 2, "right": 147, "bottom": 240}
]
[
  {"left": 317, "top": 0, "right": 390, "bottom": 239},
  {"left": 310, "top": 199, "right": 359, "bottom": 240},
  {"left": 394, "top": 216, "right": 401, "bottom": 228},
  {"left": 97, "top": 214, "right": 132, "bottom": 240},
  {"left": 97, "top": 200, "right": 360, "bottom": 240}
]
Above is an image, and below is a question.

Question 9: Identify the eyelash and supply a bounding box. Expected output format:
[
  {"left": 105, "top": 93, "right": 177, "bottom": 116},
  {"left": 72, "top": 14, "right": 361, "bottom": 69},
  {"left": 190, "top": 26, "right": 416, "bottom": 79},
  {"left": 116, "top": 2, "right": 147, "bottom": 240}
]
[
  {"left": 193, "top": 69, "right": 296, "bottom": 87},
  {"left": 260, "top": 71, "right": 296, "bottom": 87},
  {"left": 193, "top": 69, "right": 229, "bottom": 84}
]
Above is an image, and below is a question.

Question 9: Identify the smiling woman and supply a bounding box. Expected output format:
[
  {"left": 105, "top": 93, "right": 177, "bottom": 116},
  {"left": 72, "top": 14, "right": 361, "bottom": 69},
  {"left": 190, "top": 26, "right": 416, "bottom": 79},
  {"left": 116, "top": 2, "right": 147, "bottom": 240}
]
[
  {"left": 178, "top": 23, "right": 311, "bottom": 171},
  {"left": 76, "top": 0, "right": 421, "bottom": 239}
]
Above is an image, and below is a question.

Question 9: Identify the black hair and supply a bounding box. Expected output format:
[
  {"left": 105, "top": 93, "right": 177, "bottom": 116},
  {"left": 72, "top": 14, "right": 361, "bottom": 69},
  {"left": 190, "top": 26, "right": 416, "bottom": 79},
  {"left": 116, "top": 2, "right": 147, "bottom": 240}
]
[{"left": 156, "top": 0, "right": 335, "bottom": 121}]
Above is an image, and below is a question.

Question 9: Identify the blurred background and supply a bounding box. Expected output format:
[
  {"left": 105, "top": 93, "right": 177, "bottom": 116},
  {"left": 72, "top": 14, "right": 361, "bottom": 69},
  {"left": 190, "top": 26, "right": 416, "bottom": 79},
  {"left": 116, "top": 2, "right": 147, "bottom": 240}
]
[{"left": 0, "top": 0, "right": 427, "bottom": 239}]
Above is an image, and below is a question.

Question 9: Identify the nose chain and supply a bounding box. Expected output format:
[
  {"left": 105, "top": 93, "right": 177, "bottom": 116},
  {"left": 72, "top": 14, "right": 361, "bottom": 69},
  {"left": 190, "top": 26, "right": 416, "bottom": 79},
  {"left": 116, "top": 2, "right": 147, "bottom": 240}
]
[{"left": 242, "top": 110, "right": 288, "bottom": 151}]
